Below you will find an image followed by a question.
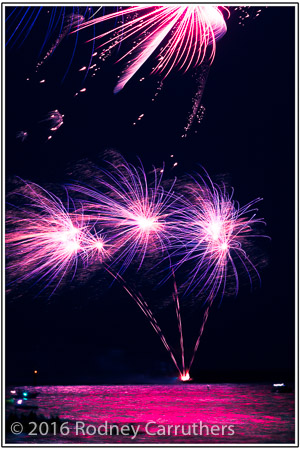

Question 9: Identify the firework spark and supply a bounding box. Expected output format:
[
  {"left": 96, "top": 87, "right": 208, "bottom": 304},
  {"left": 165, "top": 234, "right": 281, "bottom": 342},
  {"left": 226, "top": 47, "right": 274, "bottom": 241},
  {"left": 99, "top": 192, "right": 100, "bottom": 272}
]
[
  {"left": 39, "top": 109, "right": 64, "bottom": 140},
  {"left": 16, "top": 130, "right": 28, "bottom": 142},
  {"left": 81, "top": 230, "right": 110, "bottom": 264},
  {"left": 79, "top": 6, "right": 228, "bottom": 92}
]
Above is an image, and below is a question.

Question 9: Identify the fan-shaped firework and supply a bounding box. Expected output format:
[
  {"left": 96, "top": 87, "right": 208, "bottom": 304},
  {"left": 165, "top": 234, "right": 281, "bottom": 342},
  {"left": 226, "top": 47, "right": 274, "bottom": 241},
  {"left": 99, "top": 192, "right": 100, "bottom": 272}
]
[{"left": 79, "top": 6, "right": 228, "bottom": 92}]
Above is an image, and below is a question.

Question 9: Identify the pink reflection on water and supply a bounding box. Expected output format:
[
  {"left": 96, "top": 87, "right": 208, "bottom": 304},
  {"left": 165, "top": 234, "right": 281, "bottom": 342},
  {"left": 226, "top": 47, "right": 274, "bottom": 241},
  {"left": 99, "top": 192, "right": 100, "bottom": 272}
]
[{"left": 6, "top": 384, "right": 294, "bottom": 444}]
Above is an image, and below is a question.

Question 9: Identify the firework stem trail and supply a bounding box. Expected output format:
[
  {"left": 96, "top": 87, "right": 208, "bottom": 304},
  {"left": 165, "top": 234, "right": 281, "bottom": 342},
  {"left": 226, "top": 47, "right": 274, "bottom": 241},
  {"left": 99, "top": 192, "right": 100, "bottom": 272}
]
[
  {"left": 187, "top": 298, "right": 213, "bottom": 372},
  {"left": 171, "top": 270, "right": 186, "bottom": 374},
  {"left": 104, "top": 264, "right": 182, "bottom": 375}
]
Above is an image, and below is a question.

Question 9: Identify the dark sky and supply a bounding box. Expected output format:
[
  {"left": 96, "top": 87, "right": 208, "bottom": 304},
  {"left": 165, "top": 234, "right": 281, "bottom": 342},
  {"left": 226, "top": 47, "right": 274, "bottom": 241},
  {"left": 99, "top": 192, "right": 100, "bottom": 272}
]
[{"left": 6, "top": 6, "right": 295, "bottom": 385}]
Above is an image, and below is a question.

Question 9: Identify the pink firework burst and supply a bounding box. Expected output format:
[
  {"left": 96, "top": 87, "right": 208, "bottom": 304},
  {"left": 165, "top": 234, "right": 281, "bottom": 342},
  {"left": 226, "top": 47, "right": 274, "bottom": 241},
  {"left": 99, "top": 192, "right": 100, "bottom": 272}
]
[
  {"left": 81, "top": 229, "right": 112, "bottom": 264},
  {"left": 6, "top": 181, "right": 94, "bottom": 293},
  {"left": 172, "top": 171, "right": 268, "bottom": 301},
  {"left": 69, "top": 156, "right": 180, "bottom": 274},
  {"left": 79, "top": 6, "right": 228, "bottom": 92}
]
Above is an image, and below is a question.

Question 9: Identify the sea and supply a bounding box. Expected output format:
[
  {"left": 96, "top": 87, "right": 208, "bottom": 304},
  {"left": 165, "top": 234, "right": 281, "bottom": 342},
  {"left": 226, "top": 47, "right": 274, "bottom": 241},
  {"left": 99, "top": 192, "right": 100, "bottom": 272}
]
[{"left": 6, "top": 384, "right": 295, "bottom": 444}]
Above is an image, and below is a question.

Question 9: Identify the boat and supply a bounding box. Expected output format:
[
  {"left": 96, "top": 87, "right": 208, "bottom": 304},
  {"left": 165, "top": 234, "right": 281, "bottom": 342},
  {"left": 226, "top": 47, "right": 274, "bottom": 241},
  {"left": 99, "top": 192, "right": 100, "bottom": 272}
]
[
  {"left": 10, "top": 389, "right": 39, "bottom": 399},
  {"left": 271, "top": 383, "right": 293, "bottom": 393}
]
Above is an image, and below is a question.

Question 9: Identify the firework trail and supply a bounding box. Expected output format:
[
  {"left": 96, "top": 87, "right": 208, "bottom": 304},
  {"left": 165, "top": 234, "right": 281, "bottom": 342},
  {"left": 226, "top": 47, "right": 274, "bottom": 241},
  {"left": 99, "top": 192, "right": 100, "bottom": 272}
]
[
  {"left": 69, "top": 156, "right": 181, "bottom": 274},
  {"left": 6, "top": 7, "right": 86, "bottom": 52},
  {"left": 182, "top": 61, "right": 210, "bottom": 138},
  {"left": 35, "top": 12, "right": 85, "bottom": 71},
  {"left": 104, "top": 265, "right": 182, "bottom": 375},
  {"left": 6, "top": 6, "right": 103, "bottom": 83},
  {"left": 187, "top": 299, "right": 212, "bottom": 374},
  {"left": 79, "top": 6, "right": 227, "bottom": 92},
  {"left": 171, "top": 270, "right": 186, "bottom": 375},
  {"left": 6, "top": 6, "right": 43, "bottom": 49}
]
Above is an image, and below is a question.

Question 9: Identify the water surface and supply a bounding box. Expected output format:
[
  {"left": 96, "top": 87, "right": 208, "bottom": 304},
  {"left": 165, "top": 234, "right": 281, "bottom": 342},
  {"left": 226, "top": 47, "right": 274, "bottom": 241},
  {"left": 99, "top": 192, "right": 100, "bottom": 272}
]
[{"left": 6, "top": 384, "right": 295, "bottom": 444}]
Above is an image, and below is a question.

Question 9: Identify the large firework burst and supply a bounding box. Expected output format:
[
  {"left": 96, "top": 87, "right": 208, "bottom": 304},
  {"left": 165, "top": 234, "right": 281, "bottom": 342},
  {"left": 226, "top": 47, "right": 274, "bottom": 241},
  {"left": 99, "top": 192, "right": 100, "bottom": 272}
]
[
  {"left": 80, "top": 6, "right": 228, "bottom": 92},
  {"left": 69, "top": 156, "right": 180, "bottom": 274},
  {"left": 6, "top": 181, "right": 103, "bottom": 294},
  {"left": 171, "top": 171, "right": 268, "bottom": 301}
]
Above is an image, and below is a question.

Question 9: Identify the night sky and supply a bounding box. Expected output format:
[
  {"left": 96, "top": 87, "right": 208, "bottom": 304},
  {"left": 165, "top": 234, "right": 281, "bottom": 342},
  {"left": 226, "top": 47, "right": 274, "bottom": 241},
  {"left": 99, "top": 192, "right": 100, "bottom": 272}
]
[{"left": 6, "top": 6, "right": 295, "bottom": 385}]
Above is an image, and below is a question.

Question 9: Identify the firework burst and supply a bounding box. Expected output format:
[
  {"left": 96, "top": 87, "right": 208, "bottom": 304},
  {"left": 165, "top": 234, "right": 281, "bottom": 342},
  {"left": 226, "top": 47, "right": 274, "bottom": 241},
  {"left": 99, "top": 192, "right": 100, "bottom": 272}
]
[
  {"left": 79, "top": 6, "right": 228, "bottom": 92},
  {"left": 172, "top": 171, "right": 267, "bottom": 301},
  {"left": 69, "top": 156, "right": 180, "bottom": 274},
  {"left": 6, "top": 181, "right": 94, "bottom": 294}
]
